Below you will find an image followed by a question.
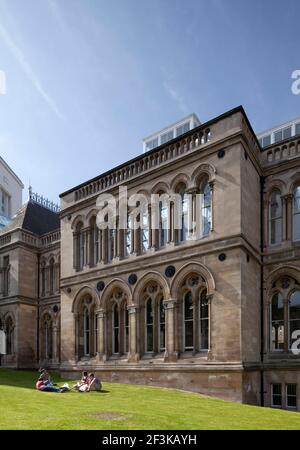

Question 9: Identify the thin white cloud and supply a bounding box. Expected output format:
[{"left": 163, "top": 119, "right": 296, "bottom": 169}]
[
  {"left": 163, "top": 82, "right": 189, "bottom": 115},
  {"left": 47, "top": 0, "right": 69, "bottom": 36},
  {"left": 0, "top": 22, "right": 65, "bottom": 120}
]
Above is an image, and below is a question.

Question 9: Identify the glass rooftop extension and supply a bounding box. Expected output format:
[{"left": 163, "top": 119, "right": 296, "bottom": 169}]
[
  {"left": 143, "top": 113, "right": 201, "bottom": 153},
  {"left": 257, "top": 116, "right": 300, "bottom": 149}
]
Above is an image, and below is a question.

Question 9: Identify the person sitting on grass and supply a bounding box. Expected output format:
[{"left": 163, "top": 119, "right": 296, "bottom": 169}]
[
  {"left": 74, "top": 371, "right": 88, "bottom": 391},
  {"left": 86, "top": 373, "right": 102, "bottom": 392},
  {"left": 35, "top": 375, "right": 60, "bottom": 393}
]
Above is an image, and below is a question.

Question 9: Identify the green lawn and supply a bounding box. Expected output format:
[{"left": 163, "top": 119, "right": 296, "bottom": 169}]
[{"left": 0, "top": 369, "right": 300, "bottom": 430}]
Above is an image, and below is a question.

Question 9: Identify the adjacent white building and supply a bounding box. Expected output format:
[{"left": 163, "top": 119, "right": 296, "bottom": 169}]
[
  {"left": 143, "top": 113, "right": 201, "bottom": 153},
  {"left": 0, "top": 157, "right": 23, "bottom": 228}
]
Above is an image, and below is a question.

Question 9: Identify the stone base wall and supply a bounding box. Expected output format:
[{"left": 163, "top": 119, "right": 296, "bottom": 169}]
[{"left": 60, "top": 365, "right": 260, "bottom": 404}]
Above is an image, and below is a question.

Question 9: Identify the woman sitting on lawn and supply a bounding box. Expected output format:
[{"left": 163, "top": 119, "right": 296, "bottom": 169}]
[
  {"left": 74, "top": 371, "right": 89, "bottom": 391},
  {"left": 86, "top": 373, "right": 102, "bottom": 392},
  {"left": 35, "top": 375, "right": 60, "bottom": 393}
]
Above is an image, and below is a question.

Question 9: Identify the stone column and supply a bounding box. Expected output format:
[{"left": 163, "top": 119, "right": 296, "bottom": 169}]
[
  {"left": 281, "top": 195, "right": 287, "bottom": 242},
  {"left": 207, "top": 294, "right": 213, "bottom": 360},
  {"left": 52, "top": 324, "right": 58, "bottom": 363},
  {"left": 74, "top": 313, "right": 79, "bottom": 362},
  {"left": 285, "top": 194, "right": 293, "bottom": 242},
  {"left": 128, "top": 304, "right": 139, "bottom": 362},
  {"left": 263, "top": 300, "right": 269, "bottom": 355},
  {"left": 97, "top": 309, "right": 107, "bottom": 361},
  {"left": 284, "top": 296, "right": 289, "bottom": 353},
  {"left": 163, "top": 298, "right": 178, "bottom": 362},
  {"left": 209, "top": 181, "right": 215, "bottom": 232},
  {"left": 148, "top": 206, "right": 152, "bottom": 249},
  {"left": 263, "top": 198, "right": 269, "bottom": 248}
]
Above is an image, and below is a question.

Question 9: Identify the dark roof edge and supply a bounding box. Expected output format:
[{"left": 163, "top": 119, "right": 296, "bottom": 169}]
[{"left": 60, "top": 105, "right": 259, "bottom": 198}]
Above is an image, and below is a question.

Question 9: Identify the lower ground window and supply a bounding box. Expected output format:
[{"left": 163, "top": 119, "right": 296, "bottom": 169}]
[
  {"left": 286, "top": 384, "right": 297, "bottom": 409},
  {"left": 271, "top": 383, "right": 282, "bottom": 407}
]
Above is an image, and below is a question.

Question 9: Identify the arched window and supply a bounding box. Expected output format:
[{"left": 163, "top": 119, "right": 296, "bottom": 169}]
[
  {"left": 141, "top": 207, "right": 149, "bottom": 254},
  {"left": 6, "top": 317, "right": 14, "bottom": 355},
  {"left": 145, "top": 298, "right": 153, "bottom": 352},
  {"left": 108, "top": 229, "right": 115, "bottom": 262},
  {"left": 159, "top": 298, "right": 165, "bottom": 352},
  {"left": 293, "top": 186, "right": 300, "bottom": 241},
  {"left": 43, "top": 314, "right": 53, "bottom": 360},
  {"left": 112, "top": 303, "right": 119, "bottom": 354},
  {"left": 75, "top": 222, "right": 85, "bottom": 270},
  {"left": 49, "top": 258, "right": 55, "bottom": 294},
  {"left": 180, "top": 274, "right": 209, "bottom": 353},
  {"left": 176, "top": 184, "right": 188, "bottom": 243},
  {"left": 199, "top": 289, "right": 209, "bottom": 350},
  {"left": 90, "top": 217, "right": 100, "bottom": 266},
  {"left": 41, "top": 264, "right": 46, "bottom": 296},
  {"left": 158, "top": 195, "right": 168, "bottom": 248},
  {"left": 94, "top": 312, "right": 98, "bottom": 354},
  {"left": 124, "top": 306, "right": 129, "bottom": 354},
  {"left": 183, "top": 291, "right": 194, "bottom": 350},
  {"left": 289, "top": 291, "right": 300, "bottom": 349},
  {"left": 270, "top": 292, "right": 284, "bottom": 351},
  {"left": 142, "top": 283, "right": 165, "bottom": 354},
  {"left": 125, "top": 212, "right": 133, "bottom": 257},
  {"left": 200, "top": 178, "right": 211, "bottom": 237},
  {"left": 270, "top": 190, "right": 282, "bottom": 245},
  {"left": 83, "top": 307, "right": 90, "bottom": 356}
]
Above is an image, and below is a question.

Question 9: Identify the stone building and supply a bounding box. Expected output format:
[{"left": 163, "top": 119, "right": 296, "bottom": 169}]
[{"left": 0, "top": 105, "right": 300, "bottom": 411}]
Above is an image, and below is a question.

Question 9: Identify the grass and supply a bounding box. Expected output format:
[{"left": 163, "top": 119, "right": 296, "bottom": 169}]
[{"left": 0, "top": 369, "right": 300, "bottom": 430}]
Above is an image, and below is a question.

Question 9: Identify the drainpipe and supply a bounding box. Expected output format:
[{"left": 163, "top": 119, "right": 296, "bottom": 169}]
[{"left": 260, "top": 175, "right": 265, "bottom": 407}]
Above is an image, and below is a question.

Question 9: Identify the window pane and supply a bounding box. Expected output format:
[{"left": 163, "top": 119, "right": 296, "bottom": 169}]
[
  {"left": 274, "top": 130, "right": 283, "bottom": 143},
  {"left": 272, "top": 383, "right": 282, "bottom": 407},
  {"left": 262, "top": 135, "right": 271, "bottom": 147},
  {"left": 271, "top": 293, "right": 284, "bottom": 350},
  {"left": 286, "top": 384, "right": 297, "bottom": 408},
  {"left": 296, "top": 123, "right": 300, "bottom": 136},
  {"left": 283, "top": 127, "right": 292, "bottom": 140},
  {"left": 185, "top": 321, "right": 193, "bottom": 349},
  {"left": 293, "top": 211, "right": 300, "bottom": 241},
  {"left": 184, "top": 292, "right": 193, "bottom": 320},
  {"left": 160, "top": 130, "right": 174, "bottom": 144}
]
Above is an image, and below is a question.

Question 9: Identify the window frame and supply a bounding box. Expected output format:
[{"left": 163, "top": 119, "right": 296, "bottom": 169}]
[{"left": 271, "top": 383, "right": 282, "bottom": 408}]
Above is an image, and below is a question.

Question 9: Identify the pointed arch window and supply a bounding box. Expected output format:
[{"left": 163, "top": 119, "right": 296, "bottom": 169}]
[
  {"left": 145, "top": 298, "right": 153, "bottom": 352},
  {"left": 270, "top": 190, "right": 282, "bottom": 245},
  {"left": 94, "top": 312, "right": 98, "bottom": 353},
  {"left": 289, "top": 291, "right": 300, "bottom": 349},
  {"left": 183, "top": 291, "right": 194, "bottom": 350},
  {"left": 44, "top": 314, "right": 53, "bottom": 360},
  {"left": 293, "top": 186, "right": 300, "bottom": 241},
  {"left": 6, "top": 316, "right": 14, "bottom": 355},
  {"left": 199, "top": 289, "right": 209, "bottom": 350},
  {"left": 270, "top": 292, "right": 285, "bottom": 351},
  {"left": 83, "top": 307, "right": 90, "bottom": 356},
  {"left": 124, "top": 306, "right": 129, "bottom": 353},
  {"left": 75, "top": 222, "right": 86, "bottom": 270},
  {"left": 200, "top": 178, "right": 211, "bottom": 237},
  {"left": 159, "top": 298, "right": 165, "bottom": 352},
  {"left": 112, "top": 303, "right": 119, "bottom": 354},
  {"left": 49, "top": 258, "right": 55, "bottom": 295},
  {"left": 159, "top": 201, "right": 168, "bottom": 248},
  {"left": 141, "top": 208, "right": 150, "bottom": 254},
  {"left": 41, "top": 265, "right": 46, "bottom": 297},
  {"left": 125, "top": 212, "right": 133, "bottom": 257},
  {"left": 177, "top": 185, "right": 188, "bottom": 243},
  {"left": 90, "top": 218, "right": 100, "bottom": 266}
]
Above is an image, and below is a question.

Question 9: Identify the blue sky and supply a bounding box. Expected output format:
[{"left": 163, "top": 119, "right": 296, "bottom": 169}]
[{"left": 0, "top": 0, "right": 300, "bottom": 203}]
